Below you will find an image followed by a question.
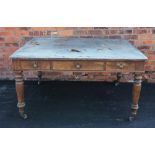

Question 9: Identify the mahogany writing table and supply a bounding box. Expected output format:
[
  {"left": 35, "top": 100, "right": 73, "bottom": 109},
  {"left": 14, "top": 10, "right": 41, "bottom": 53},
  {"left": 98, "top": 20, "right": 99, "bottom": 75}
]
[{"left": 10, "top": 38, "right": 147, "bottom": 121}]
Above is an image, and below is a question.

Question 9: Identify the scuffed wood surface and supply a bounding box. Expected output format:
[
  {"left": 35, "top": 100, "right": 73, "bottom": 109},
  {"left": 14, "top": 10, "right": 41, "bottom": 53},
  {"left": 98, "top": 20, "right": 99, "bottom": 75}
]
[{"left": 10, "top": 37, "right": 147, "bottom": 60}]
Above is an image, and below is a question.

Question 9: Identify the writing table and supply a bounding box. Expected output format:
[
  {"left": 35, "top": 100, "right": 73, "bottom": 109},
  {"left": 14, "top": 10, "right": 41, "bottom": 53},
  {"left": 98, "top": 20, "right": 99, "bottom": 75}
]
[{"left": 10, "top": 37, "right": 147, "bottom": 121}]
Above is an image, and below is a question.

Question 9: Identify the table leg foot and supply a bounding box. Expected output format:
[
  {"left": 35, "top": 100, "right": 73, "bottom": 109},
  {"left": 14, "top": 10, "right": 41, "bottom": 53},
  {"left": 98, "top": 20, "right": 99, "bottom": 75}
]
[
  {"left": 18, "top": 107, "right": 28, "bottom": 119},
  {"left": 19, "top": 111, "right": 28, "bottom": 119},
  {"left": 128, "top": 114, "right": 136, "bottom": 122},
  {"left": 114, "top": 82, "right": 119, "bottom": 86}
]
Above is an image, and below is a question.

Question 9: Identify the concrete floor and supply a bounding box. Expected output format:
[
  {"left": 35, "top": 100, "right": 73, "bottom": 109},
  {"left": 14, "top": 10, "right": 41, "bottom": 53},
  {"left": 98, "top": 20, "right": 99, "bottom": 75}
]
[{"left": 0, "top": 81, "right": 155, "bottom": 128}]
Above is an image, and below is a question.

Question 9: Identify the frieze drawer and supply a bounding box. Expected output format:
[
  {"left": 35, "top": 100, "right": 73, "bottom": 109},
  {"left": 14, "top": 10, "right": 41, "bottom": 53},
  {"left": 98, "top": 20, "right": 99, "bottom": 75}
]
[
  {"left": 106, "top": 61, "right": 144, "bottom": 72},
  {"left": 20, "top": 61, "right": 51, "bottom": 70},
  {"left": 52, "top": 61, "right": 105, "bottom": 71}
]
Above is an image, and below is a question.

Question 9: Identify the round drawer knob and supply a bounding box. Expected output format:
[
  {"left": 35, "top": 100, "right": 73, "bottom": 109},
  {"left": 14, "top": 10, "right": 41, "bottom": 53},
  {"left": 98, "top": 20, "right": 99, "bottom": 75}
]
[{"left": 75, "top": 64, "right": 81, "bottom": 69}]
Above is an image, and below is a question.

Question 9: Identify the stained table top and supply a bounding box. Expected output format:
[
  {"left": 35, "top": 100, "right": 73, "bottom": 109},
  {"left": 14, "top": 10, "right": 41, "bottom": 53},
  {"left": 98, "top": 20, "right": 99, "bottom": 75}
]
[{"left": 10, "top": 37, "right": 147, "bottom": 61}]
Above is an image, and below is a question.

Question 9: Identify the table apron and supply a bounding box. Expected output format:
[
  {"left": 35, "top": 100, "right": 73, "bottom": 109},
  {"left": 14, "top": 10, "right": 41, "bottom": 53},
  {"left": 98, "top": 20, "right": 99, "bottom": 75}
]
[{"left": 11, "top": 60, "right": 145, "bottom": 72}]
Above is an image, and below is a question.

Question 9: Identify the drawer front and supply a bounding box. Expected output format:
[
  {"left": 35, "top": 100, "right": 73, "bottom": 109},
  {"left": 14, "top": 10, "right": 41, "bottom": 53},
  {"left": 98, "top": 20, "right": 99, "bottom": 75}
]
[
  {"left": 20, "top": 61, "right": 50, "bottom": 70},
  {"left": 13, "top": 60, "right": 145, "bottom": 72},
  {"left": 106, "top": 61, "right": 136, "bottom": 72},
  {"left": 135, "top": 62, "right": 145, "bottom": 71},
  {"left": 52, "top": 61, "right": 105, "bottom": 71}
]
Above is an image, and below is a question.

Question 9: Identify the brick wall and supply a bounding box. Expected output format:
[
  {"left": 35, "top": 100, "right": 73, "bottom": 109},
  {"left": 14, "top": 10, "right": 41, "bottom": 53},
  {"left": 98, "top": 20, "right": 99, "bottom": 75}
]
[{"left": 0, "top": 27, "right": 155, "bottom": 82}]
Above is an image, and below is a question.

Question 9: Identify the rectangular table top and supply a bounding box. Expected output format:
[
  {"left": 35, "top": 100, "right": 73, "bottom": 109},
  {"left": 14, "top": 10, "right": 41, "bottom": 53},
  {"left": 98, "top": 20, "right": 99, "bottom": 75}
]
[{"left": 10, "top": 37, "right": 147, "bottom": 61}]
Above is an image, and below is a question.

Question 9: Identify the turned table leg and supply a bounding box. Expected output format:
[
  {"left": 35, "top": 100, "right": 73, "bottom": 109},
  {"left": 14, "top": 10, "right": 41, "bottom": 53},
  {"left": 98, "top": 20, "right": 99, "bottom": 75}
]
[
  {"left": 129, "top": 74, "right": 142, "bottom": 121},
  {"left": 15, "top": 71, "right": 27, "bottom": 119}
]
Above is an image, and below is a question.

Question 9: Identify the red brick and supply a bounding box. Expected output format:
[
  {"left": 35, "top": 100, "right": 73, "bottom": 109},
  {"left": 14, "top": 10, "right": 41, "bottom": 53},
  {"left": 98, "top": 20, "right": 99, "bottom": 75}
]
[
  {"left": 143, "top": 40, "right": 155, "bottom": 44},
  {"left": 109, "top": 35, "right": 121, "bottom": 39},
  {"left": 5, "top": 43, "right": 19, "bottom": 47},
  {"left": 133, "top": 29, "right": 147, "bottom": 34},
  {"left": 145, "top": 61, "right": 155, "bottom": 66},
  {"left": 125, "top": 30, "right": 132, "bottom": 34},
  {"left": 0, "top": 28, "right": 5, "bottom": 31},
  {"left": 28, "top": 30, "right": 51, "bottom": 37},
  {"left": 19, "top": 27, "right": 31, "bottom": 30},
  {"left": 0, "top": 43, "right": 4, "bottom": 46},
  {"left": 109, "top": 30, "right": 118, "bottom": 34},
  {"left": 145, "top": 65, "right": 153, "bottom": 71},
  {"left": 94, "top": 27, "right": 109, "bottom": 29},
  {"left": 56, "top": 27, "right": 70, "bottom": 31},
  {"left": 73, "top": 30, "right": 103, "bottom": 37},
  {"left": 0, "top": 31, "right": 14, "bottom": 36},
  {"left": 138, "top": 34, "right": 152, "bottom": 40},
  {"left": 148, "top": 55, "right": 155, "bottom": 60},
  {"left": 124, "top": 35, "right": 138, "bottom": 40},
  {"left": 0, "top": 37, "right": 5, "bottom": 42},
  {"left": 152, "top": 29, "right": 155, "bottom": 34},
  {"left": 58, "top": 30, "right": 74, "bottom": 37},
  {"left": 89, "top": 30, "right": 103, "bottom": 36},
  {"left": 5, "top": 36, "right": 20, "bottom": 43},
  {"left": 4, "top": 27, "right": 17, "bottom": 31},
  {"left": 15, "top": 30, "right": 29, "bottom": 36},
  {"left": 31, "top": 27, "right": 46, "bottom": 31},
  {"left": 138, "top": 45, "right": 150, "bottom": 50}
]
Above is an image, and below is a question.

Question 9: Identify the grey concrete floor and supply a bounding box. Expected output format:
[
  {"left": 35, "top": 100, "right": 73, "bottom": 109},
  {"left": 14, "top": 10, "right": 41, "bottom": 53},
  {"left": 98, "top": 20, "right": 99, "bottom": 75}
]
[{"left": 0, "top": 81, "right": 155, "bottom": 128}]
